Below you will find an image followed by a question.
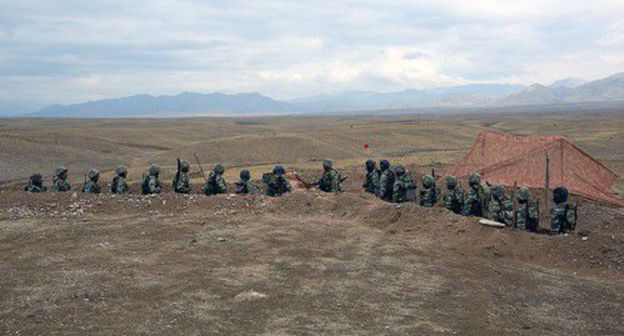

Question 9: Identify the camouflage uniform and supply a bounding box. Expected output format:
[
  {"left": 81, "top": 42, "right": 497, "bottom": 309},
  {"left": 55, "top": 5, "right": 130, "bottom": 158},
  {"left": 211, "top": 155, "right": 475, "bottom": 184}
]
[
  {"left": 419, "top": 175, "right": 438, "bottom": 207},
  {"left": 111, "top": 165, "right": 129, "bottom": 194},
  {"left": 173, "top": 160, "right": 191, "bottom": 194},
  {"left": 378, "top": 160, "right": 396, "bottom": 201},
  {"left": 315, "top": 159, "right": 342, "bottom": 193},
  {"left": 488, "top": 184, "right": 513, "bottom": 226},
  {"left": 392, "top": 164, "right": 416, "bottom": 203},
  {"left": 443, "top": 176, "right": 464, "bottom": 214},
  {"left": 363, "top": 159, "right": 380, "bottom": 194},
  {"left": 51, "top": 166, "right": 71, "bottom": 192},
  {"left": 263, "top": 165, "right": 292, "bottom": 197},
  {"left": 142, "top": 164, "right": 162, "bottom": 195},
  {"left": 83, "top": 169, "right": 102, "bottom": 194},
  {"left": 550, "top": 186, "right": 577, "bottom": 235},
  {"left": 462, "top": 172, "right": 489, "bottom": 217},
  {"left": 514, "top": 187, "right": 539, "bottom": 232},
  {"left": 25, "top": 173, "right": 47, "bottom": 192},
  {"left": 235, "top": 170, "right": 260, "bottom": 195},
  {"left": 204, "top": 164, "right": 227, "bottom": 196}
]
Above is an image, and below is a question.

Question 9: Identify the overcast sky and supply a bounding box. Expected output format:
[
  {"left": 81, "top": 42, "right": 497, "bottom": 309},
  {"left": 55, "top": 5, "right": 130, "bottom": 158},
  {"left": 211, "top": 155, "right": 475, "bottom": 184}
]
[{"left": 1, "top": 0, "right": 624, "bottom": 105}]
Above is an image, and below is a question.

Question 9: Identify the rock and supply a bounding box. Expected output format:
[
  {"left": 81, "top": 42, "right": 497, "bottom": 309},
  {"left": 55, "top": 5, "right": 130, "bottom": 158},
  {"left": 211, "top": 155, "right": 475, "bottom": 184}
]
[
  {"left": 71, "top": 192, "right": 78, "bottom": 199},
  {"left": 217, "top": 237, "right": 226, "bottom": 242},
  {"left": 582, "top": 237, "right": 588, "bottom": 241},
  {"left": 233, "top": 290, "right": 268, "bottom": 302}
]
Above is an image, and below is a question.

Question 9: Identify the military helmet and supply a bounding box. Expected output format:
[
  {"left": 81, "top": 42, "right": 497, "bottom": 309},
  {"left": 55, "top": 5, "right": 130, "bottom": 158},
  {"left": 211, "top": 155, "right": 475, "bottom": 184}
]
[
  {"left": 445, "top": 175, "right": 457, "bottom": 189},
  {"left": 491, "top": 184, "right": 506, "bottom": 199},
  {"left": 394, "top": 164, "right": 406, "bottom": 176},
  {"left": 148, "top": 164, "right": 160, "bottom": 176},
  {"left": 240, "top": 169, "right": 251, "bottom": 181},
  {"left": 180, "top": 160, "right": 190, "bottom": 170},
  {"left": 365, "top": 159, "right": 376, "bottom": 172},
  {"left": 468, "top": 172, "right": 481, "bottom": 187},
  {"left": 87, "top": 168, "right": 100, "bottom": 180},
  {"left": 273, "top": 165, "right": 285, "bottom": 176},
  {"left": 380, "top": 160, "right": 391, "bottom": 171},
  {"left": 322, "top": 158, "right": 333, "bottom": 169},
  {"left": 214, "top": 163, "right": 225, "bottom": 175},
  {"left": 422, "top": 175, "right": 435, "bottom": 188},
  {"left": 114, "top": 164, "right": 128, "bottom": 176},
  {"left": 54, "top": 166, "right": 68, "bottom": 177},
  {"left": 515, "top": 187, "right": 530, "bottom": 202},
  {"left": 553, "top": 186, "right": 569, "bottom": 204},
  {"left": 30, "top": 173, "right": 43, "bottom": 185}
]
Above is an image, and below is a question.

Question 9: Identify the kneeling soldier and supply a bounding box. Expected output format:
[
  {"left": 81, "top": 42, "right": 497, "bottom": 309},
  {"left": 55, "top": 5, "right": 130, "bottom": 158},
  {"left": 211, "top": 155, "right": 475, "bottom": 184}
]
[
  {"left": 313, "top": 158, "right": 342, "bottom": 193},
  {"left": 514, "top": 187, "right": 539, "bottom": 232},
  {"left": 51, "top": 166, "right": 71, "bottom": 192},
  {"left": 173, "top": 159, "right": 191, "bottom": 194},
  {"left": 235, "top": 169, "right": 259, "bottom": 195},
  {"left": 392, "top": 164, "right": 416, "bottom": 203},
  {"left": 204, "top": 164, "right": 227, "bottom": 196},
  {"left": 363, "top": 159, "right": 380, "bottom": 194},
  {"left": 550, "top": 186, "right": 577, "bottom": 235},
  {"left": 141, "top": 164, "right": 162, "bottom": 195},
  {"left": 83, "top": 169, "right": 101, "bottom": 194},
  {"left": 111, "top": 165, "right": 129, "bottom": 194},
  {"left": 263, "top": 165, "right": 292, "bottom": 197},
  {"left": 420, "top": 175, "right": 438, "bottom": 207},
  {"left": 489, "top": 184, "right": 513, "bottom": 226},
  {"left": 25, "top": 173, "right": 47, "bottom": 192},
  {"left": 443, "top": 176, "right": 464, "bottom": 214}
]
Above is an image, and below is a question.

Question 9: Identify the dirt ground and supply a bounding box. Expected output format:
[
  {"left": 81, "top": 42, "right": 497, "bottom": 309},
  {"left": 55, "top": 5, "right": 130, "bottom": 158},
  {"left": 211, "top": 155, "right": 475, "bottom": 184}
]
[
  {"left": 1, "top": 111, "right": 624, "bottom": 335},
  {"left": 1, "top": 165, "right": 623, "bottom": 336}
]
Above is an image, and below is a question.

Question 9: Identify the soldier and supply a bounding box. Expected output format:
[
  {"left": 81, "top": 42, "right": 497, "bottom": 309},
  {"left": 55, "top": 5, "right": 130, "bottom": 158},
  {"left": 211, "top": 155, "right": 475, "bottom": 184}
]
[
  {"left": 235, "top": 169, "right": 259, "bottom": 195},
  {"left": 51, "top": 166, "right": 71, "bottom": 192},
  {"left": 488, "top": 184, "right": 513, "bottom": 226},
  {"left": 443, "top": 176, "right": 464, "bottom": 214},
  {"left": 363, "top": 159, "right": 380, "bottom": 194},
  {"left": 461, "top": 172, "right": 489, "bottom": 217},
  {"left": 111, "top": 165, "right": 129, "bottom": 194},
  {"left": 172, "top": 159, "right": 191, "bottom": 194},
  {"left": 392, "top": 164, "right": 416, "bottom": 203},
  {"left": 514, "top": 187, "right": 539, "bottom": 232},
  {"left": 204, "top": 164, "right": 227, "bottom": 196},
  {"left": 263, "top": 165, "right": 292, "bottom": 197},
  {"left": 312, "top": 158, "right": 342, "bottom": 193},
  {"left": 378, "top": 159, "right": 395, "bottom": 201},
  {"left": 550, "top": 186, "right": 577, "bottom": 235},
  {"left": 419, "top": 175, "right": 439, "bottom": 207},
  {"left": 141, "top": 164, "right": 162, "bottom": 195},
  {"left": 25, "top": 173, "right": 47, "bottom": 192},
  {"left": 83, "top": 169, "right": 102, "bottom": 194}
]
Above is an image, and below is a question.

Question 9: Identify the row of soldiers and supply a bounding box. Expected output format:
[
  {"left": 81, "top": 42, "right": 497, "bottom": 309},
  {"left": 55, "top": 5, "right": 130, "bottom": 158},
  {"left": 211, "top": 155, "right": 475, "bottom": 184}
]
[
  {"left": 24, "top": 158, "right": 576, "bottom": 235},
  {"left": 24, "top": 158, "right": 344, "bottom": 198},
  {"left": 362, "top": 159, "right": 577, "bottom": 235}
]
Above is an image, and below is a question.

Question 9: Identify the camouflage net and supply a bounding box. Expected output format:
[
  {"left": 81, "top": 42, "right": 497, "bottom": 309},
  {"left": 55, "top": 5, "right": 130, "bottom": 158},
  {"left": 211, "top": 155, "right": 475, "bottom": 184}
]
[{"left": 444, "top": 130, "right": 623, "bottom": 206}]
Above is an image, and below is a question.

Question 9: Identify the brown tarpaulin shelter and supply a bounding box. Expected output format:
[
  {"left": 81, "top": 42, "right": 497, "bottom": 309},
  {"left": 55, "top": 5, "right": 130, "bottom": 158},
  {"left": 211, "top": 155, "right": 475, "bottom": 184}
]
[{"left": 444, "top": 130, "right": 624, "bottom": 206}]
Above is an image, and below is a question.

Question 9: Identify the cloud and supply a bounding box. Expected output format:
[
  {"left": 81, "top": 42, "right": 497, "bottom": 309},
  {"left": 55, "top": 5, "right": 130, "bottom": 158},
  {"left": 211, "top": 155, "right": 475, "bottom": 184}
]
[{"left": 0, "top": 0, "right": 623, "bottom": 104}]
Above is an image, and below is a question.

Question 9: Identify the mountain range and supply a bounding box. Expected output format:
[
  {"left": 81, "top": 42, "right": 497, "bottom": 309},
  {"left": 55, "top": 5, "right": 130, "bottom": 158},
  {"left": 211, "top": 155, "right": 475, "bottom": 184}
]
[{"left": 3, "top": 72, "right": 624, "bottom": 117}]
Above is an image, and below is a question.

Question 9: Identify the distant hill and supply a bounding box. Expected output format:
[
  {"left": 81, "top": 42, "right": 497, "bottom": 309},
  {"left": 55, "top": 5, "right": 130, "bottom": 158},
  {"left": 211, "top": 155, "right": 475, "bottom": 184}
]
[
  {"left": 289, "top": 84, "right": 525, "bottom": 112},
  {"left": 11, "top": 72, "right": 624, "bottom": 118},
  {"left": 0, "top": 101, "right": 41, "bottom": 117},
  {"left": 32, "top": 92, "right": 299, "bottom": 118},
  {"left": 499, "top": 73, "right": 624, "bottom": 106}
]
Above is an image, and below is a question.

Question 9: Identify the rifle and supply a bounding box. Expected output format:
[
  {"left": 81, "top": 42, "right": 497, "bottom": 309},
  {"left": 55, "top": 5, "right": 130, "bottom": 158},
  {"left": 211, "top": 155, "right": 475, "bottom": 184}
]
[
  {"left": 193, "top": 153, "right": 208, "bottom": 184},
  {"left": 173, "top": 158, "right": 181, "bottom": 188},
  {"left": 83, "top": 174, "right": 88, "bottom": 192},
  {"left": 293, "top": 171, "right": 313, "bottom": 189}
]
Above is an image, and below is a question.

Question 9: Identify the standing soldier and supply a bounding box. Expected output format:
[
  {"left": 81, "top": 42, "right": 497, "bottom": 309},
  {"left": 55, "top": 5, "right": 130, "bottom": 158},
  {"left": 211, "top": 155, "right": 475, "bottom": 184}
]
[
  {"left": 550, "top": 186, "right": 577, "bottom": 235},
  {"left": 263, "top": 165, "right": 292, "bottom": 197},
  {"left": 141, "top": 164, "right": 162, "bottom": 195},
  {"left": 392, "top": 164, "right": 416, "bottom": 203},
  {"left": 443, "top": 176, "right": 464, "bottom": 214},
  {"left": 111, "top": 165, "right": 129, "bottom": 194},
  {"left": 172, "top": 159, "right": 191, "bottom": 194},
  {"left": 363, "top": 159, "right": 380, "bottom": 194},
  {"left": 488, "top": 184, "right": 513, "bottom": 226},
  {"left": 51, "top": 166, "right": 71, "bottom": 192},
  {"left": 235, "top": 169, "right": 259, "bottom": 195},
  {"left": 312, "top": 159, "right": 342, "bottom": 193},
  {"left": 462, "top": 172, "right": 489, "bottom": 217},
  {"left": 514, "top": 187, "right": 539, "bottom": 232},
  {"left": 419, "top": 175, "right": 439, "bottom": 207},
  {"left": 378, "top": 159, "right": 395, "bottom": 201},
  {"left": 204, "top": 164, "right": 227, "bottom": 196},
  {"left": 25, "top": 173, "right": 47, "bottom": 192},
  {"left": 83, "top": 169, "right": 102, "bottom": 194}
]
